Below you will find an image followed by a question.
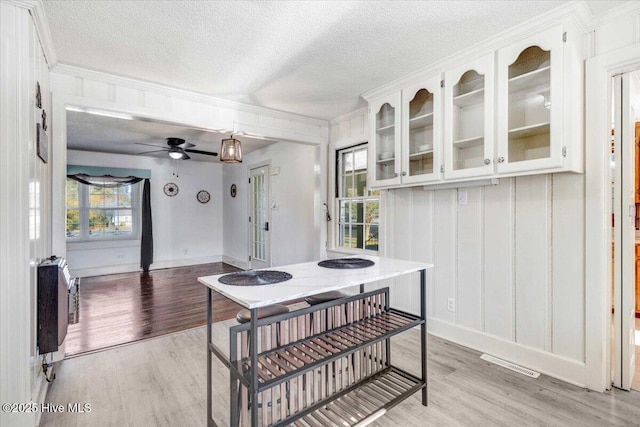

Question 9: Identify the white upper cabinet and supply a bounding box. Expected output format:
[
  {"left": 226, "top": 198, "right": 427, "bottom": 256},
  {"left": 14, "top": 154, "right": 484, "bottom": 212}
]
[
  {"left": 496, "top": 25, "right": 564, "bottom": 174},
  {"left": 369, "top": 93, "right": 402, "bottom": 187},
  {"left": 401, "top": 75, "right": 442, "bottom": 184},
  {"left": 443, "top": 53, "right": 495, "bottom": 180}
]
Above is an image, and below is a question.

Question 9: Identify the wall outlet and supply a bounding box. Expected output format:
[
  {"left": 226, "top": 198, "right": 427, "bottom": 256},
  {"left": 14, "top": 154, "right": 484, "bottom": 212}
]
[
  {"left": 447, "top": 297, "right": 455, "bottom": 312},
  {"left": 183, "top": 249, "right": 188, "bottom": 255},
  {"left": 116, "top": 253, "right": 124, "bottom": 260},
  {"left": 457, "top": 190, "right": 467, "bottom": 206}
]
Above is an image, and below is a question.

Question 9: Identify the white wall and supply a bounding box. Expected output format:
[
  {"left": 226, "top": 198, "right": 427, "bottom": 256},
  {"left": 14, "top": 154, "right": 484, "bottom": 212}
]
[
  {"left": 1, "top": 3, "right": 53, "bottom": 427},
  {"left": 66, "top": 150, "right": 223, "bottom": 277},
  {"left": 223, "top": 141, "right": 321, "bottom": 269}
]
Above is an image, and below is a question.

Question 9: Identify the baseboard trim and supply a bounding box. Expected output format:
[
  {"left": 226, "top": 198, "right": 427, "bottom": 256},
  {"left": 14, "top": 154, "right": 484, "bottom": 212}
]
[
  {"left": 33, "top": 371, "right": 48, "bottom": 426},
  {"left": 73, "top": 255, "right": 223, "bottom": 278},
  {"left": 222, "top": 255, "right": 248, "bottom": 271},
  {"left": 428, "top": 318, "right": 586, "bottom": 388}
]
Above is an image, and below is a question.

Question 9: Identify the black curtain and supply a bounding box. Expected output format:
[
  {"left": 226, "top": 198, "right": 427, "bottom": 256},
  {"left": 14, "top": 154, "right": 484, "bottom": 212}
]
[{"left": 140, "top": 179, "right": 153, "bottom": 272}]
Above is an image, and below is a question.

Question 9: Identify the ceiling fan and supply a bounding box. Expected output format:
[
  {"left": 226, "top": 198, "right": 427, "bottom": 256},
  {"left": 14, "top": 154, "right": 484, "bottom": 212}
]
[{"left": 135, "top": 137, "right": 218, "bottom": 160}]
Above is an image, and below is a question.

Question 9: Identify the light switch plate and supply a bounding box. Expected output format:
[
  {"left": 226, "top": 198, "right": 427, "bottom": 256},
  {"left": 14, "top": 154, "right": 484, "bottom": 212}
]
[{"left": 458, "top": 190, "right": 467, "bottom": 205}]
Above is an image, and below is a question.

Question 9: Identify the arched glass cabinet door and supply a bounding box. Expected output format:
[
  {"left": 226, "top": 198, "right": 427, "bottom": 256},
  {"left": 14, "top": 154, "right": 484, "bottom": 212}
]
[
  {"left": 369, "top": 93, "right": 401, "bottom": 187},
  {"left": 443, "top": 53, "right": 495, "bottom": 179},
  {"left": 401, "top": 75, "right": 441, "bottom": 184},
  {"left": 496, "top": 25, "right": 563, "bottom": 173}
]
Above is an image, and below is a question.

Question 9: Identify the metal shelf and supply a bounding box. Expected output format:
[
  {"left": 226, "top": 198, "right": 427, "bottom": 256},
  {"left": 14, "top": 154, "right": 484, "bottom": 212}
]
[
  {"left": 237, "top": 309, "right": 421, "bottom": 392},
  {"left": 283, "top": 367, "right": 423, "bottom": 427}
]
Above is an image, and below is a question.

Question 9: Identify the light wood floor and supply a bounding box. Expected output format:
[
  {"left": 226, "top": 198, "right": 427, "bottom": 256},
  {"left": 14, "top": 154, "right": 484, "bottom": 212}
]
[{"left": 42, "top": 322, "right": 640, "bottom": 427}]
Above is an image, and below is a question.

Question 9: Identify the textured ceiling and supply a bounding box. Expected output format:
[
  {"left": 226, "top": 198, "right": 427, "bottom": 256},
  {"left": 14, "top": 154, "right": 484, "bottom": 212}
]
[
  {"left": 43, "top": 1, "right": 625, "bottom": 121},
  {"left": 66, "top": 111, "right": 275, "bottom": 162}
]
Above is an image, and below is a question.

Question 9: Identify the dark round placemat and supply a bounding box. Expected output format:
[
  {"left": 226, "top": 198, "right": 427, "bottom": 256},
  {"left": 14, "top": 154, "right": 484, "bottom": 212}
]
[
  {"left": 317, "top": 258, "right": 375, "bottom": 269},
  {"left": 218, "top": 270, "right": 293, "bottom": 286}
]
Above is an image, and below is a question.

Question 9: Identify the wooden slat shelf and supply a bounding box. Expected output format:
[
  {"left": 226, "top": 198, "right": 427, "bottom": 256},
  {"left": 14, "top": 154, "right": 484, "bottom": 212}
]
[
  {"left": 281, "top": 367, "right": 423, "bottom": 427},
  {"left": 238, "top": 310, "right": 421, "bottom": 392}
]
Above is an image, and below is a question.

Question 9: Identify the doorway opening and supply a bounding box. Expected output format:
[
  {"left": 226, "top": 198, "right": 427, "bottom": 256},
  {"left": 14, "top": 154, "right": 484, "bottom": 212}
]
[{"left": 610, "top": 70, "right": 640, "bottom": 391}]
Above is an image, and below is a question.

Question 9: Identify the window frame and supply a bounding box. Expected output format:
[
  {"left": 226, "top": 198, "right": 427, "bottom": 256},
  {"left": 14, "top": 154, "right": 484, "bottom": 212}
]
[
  {"left": 66, "top": 179, "right": 140, "bottom": 242},
  {"left": 335, "top": 143, "right": 380, "bottom": 253}
]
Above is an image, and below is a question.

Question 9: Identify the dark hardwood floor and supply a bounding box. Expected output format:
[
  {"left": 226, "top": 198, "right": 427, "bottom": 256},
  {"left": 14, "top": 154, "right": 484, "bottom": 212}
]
[{"left": 65, "top": 262, "right": 241, "bottom": 356}]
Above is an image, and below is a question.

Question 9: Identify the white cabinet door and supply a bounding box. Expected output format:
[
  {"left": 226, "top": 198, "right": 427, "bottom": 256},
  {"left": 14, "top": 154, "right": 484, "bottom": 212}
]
[
  {"left": 401, "top": 75, "right": 442, "bottom": 184},
  {"left": 443, "top": 53, "right": 495, "bottom": 180},
  {"left": 369, "top": 93, "right": 402, "bottom": 188},
  {"left": 496, "top": 25, "right": 564, "bottom": 174}
]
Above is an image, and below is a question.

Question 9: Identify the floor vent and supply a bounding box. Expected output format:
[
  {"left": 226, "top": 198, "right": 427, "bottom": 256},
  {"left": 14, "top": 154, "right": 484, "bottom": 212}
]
[{"left": 480, "top": 354, "right": 540, "bottom": 378}]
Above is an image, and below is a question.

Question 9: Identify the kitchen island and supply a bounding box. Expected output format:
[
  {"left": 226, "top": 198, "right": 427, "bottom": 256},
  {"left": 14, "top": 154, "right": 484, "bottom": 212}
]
[{"left": 198, "top": 255, "right": 433, "bottom": 426}]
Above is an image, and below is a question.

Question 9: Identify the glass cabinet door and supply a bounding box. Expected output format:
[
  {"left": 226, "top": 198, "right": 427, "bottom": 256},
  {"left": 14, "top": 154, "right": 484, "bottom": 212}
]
[
  {"left": 444, "top": 53, "right": 494, "bottom": 179},
  {"left": 369, "top": 93, "right": 401, "bottom": 187},
  {"left": 496, "top": 26, "right": 563, "bottom": 173},
  {"left": 401, "top": 75, "right": 441, "bottom": 184}
]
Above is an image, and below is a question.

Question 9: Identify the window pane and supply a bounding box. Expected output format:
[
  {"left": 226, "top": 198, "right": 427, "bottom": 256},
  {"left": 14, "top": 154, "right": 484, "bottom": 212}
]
[
  {"left": 104, "top": 188, "right": 118, "bottom": 208},
  {"left": 350, "top": 201, "right": 364, "bottom": 223},
  {"left": 365, "top": 200, "right": 379, "bottom": 224},
  {"left": 114, "top": 210, "right": 133, "bottom": 235},
  {"left": 351, "top": 225, "right": 363, "bottom": 249},
  {"left": 365, "top": 224, "right": 379, "bottom": 251},
  {"left": 66, "top": 179, "right": 79, "bottom": 208},
  {"left": 340, "top": 201, "right": 349, "bottom": 222},
  {"left": 353, "top": 149, "right": 367, "bottom": 172},
  {"left": 342, "top": 151, "right": 353, "bottom": 174},
  {"left": 344, "top": 174, "right": 354, "bottom": 197},
  {"left": 355, "top": 172, "right": 366, "bottom": 197},
  {"left": 89, "top": 209, "right": 120, "bottom": 237},
  {"left": 90, "top": 186, "right": 104, "bottom": 208},
  {"left": 66, "top": 209, "right": 80, "bottom": 237},
  {"left": 118, "top": 185, "right": 132, "bottom": 208}
]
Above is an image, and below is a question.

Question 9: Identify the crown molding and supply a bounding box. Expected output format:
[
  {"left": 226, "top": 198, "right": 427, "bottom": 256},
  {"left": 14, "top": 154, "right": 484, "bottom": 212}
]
[
  {"left": 362, "top": 1, "right": 592, "bottom": 101},
  {"left": 52, "top": 64, "right": 329, "bottom": 128},
  {"left": 4, "top": 0, "right": 58, "bottom": 68}
]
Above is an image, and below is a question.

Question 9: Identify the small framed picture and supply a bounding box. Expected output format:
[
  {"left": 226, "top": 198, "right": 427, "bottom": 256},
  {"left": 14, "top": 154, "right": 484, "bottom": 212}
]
[{"left": 37, "top": 123, "right": 48, "bottom": 163}]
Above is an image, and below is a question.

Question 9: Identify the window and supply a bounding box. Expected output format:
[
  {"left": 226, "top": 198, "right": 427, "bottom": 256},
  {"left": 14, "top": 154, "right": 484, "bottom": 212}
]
[
  {"left": 337, "top": 144, "right": 379, "bottom": 251},
  {"left": 66, "top": 178, "right": 138, "bottom": 241}
]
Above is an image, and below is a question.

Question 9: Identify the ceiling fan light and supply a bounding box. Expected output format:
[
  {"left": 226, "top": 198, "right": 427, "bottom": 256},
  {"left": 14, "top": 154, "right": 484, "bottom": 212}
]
[
  {"left": 220, "top": 137, "right": 242, "bottom": 163},
  {"left": 169, "top": 148, "right": 184, "bottom": 159}
]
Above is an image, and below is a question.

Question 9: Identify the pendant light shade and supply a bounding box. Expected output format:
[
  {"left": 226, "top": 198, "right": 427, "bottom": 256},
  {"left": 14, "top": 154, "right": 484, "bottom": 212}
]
[{"left": 220, "top": 136, "right": 242, "bottom": 163}]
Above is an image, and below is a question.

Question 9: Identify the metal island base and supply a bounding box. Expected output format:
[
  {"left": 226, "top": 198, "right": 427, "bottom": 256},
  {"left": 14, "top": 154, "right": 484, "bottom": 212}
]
[{"left": 198, "top": 256, "right": 433, "bottom": 427}]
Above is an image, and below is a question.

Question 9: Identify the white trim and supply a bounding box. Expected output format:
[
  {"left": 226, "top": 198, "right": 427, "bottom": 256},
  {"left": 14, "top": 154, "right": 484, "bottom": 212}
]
[
  {"left": 586, "top": 1, "right": 640, "bottom": 31},
  {"left": 584, "top": 42, "right": 640, "bottom": 392},
  {"left": 428, "top": 318, "right": 587, "bottom": 388},
  {"left": 362, "top": 1, "right": 590, "bottom": 101},
  {"left": 222, "top": 255, "right": 249, "bottom": 271},
  {"left": 52, "top": 64, "right": 329, "bottom": 127},
  {"left": 71, "top": 255, "right": 223, "bottom": 278}
]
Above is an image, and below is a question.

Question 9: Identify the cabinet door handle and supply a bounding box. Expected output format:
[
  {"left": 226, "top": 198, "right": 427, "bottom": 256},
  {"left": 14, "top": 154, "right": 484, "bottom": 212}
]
[
  {"left": 498, "top": 157, "right": 505, "bottom": 163},
  {"left": 401, "top": 171, "right": 407, "bottom": 176},
  {"left": 484, "top": 158, "right": 491, "bottom": 165},
  {"left": 394, "top": 172, "right": 399, "bottom": 177}
]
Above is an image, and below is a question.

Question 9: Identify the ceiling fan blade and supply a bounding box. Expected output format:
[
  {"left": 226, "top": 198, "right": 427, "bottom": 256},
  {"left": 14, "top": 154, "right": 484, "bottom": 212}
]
[
  {"left": 135, "top": 142, "right": 166, "bottom": 148},
  {"left": 184, "top": 149, "right": 218, "bottom": 156},
  {"left": 178, "top": 142, "right": 196, "bottom": 148},
  {"left": 182, "top": 152, "right": 191, "bottom": 160},
  {"left": 137, "top": 149, "right": 168, "bottom": 155}
]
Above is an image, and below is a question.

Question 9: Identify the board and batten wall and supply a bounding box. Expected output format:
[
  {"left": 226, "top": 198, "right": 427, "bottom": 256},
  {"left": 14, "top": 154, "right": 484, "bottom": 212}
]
[
  {"left": 1, "top": 2, "right": 54, "bottom": 427},
  {"left": 66, "top": 150, "right": 224, "bottom": 277},
  {"left": 329, "top": 108, "right": 586, "bottom": 386}
]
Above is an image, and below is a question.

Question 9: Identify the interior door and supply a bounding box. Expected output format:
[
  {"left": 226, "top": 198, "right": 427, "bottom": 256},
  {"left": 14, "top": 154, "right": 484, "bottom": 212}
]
[
  {"left": 249, "top": 165, "right": 270, "bottom": 270},
  {"left": 613, "top": 73, "right": 636, "bottom": 390}
]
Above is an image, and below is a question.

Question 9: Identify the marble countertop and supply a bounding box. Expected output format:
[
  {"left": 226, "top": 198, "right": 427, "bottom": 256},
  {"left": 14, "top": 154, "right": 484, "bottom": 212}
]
[{"left": 198, "top": 255, "right": 433, "bottom": 309}]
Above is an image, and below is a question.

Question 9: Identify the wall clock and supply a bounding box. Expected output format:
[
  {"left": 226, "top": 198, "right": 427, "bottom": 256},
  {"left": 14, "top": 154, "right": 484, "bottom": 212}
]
[
  {"left": 163, "top": 182, "right": 179, "bottom": 197},
  {"left": 197, "top": 190, "right": 211, "bottom": 204},
  {"left": 230, "top": 184, "right": 237, "bottom": 198}
]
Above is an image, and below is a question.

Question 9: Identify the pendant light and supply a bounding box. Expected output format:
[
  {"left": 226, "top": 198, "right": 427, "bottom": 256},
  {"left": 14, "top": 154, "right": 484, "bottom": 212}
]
[{"left": 220, "top": 134, "right": 242, "bottom": 163}]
